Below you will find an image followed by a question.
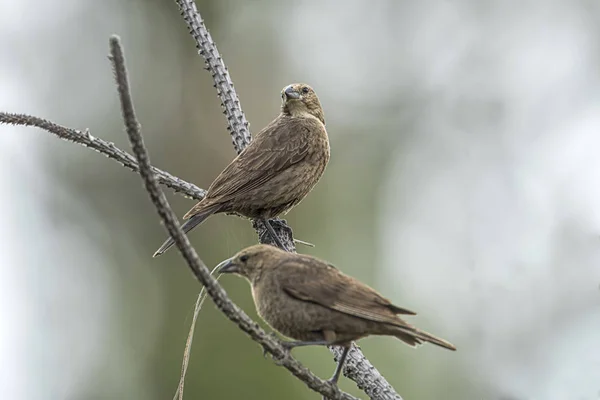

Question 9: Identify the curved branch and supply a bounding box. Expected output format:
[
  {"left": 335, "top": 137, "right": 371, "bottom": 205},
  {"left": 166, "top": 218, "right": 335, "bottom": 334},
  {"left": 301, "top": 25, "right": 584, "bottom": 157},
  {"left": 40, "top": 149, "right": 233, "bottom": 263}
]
[
  {"left": 0, "top": 106, "right": 396, "bottom": 400},
  {"left": 109, "top": 34, "right": 357, "bottom": 400},
  {"left": 173, "top": 1, "right": 402, "bottom": 398},
  {"left": 0, "top": 4, "right": 404, "bottom": 398},
  {"left": 0, "top": 112, "right": 206, "bottom": 201}
]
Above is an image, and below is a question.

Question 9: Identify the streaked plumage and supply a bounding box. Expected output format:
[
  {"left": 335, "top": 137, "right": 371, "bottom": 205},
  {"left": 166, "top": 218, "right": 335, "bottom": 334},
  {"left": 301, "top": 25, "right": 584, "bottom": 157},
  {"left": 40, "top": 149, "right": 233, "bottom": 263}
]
[
  {"left": 218, "top": 244, "right": 456, "bottom": 350},
  {"left": 154, "top": 84, "right": 329, "bottom": 257},
  {"left": 217, "top": 245, "right": 455, "bottom": 388}
]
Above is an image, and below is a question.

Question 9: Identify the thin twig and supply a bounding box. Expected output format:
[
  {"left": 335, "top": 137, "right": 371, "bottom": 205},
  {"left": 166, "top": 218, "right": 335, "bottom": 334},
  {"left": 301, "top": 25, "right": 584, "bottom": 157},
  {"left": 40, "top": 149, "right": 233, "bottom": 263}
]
[
  {"left": 108, "top": 34, "right": 358, "bottom": 400},
  {"left": 174, "top": 266, "right": 222, "bottom": 400},
  {"left": 0, "top": 112, "right": 205, "bottom": 201},
  {"left": 0, "top": 6, "right": 404, "bottom": 399},
  {"left": 0, "top": 109, "right": 389, "bottom": 400},
  {"left": 173, "top": 1, "right": 402, "bottom": 398}
]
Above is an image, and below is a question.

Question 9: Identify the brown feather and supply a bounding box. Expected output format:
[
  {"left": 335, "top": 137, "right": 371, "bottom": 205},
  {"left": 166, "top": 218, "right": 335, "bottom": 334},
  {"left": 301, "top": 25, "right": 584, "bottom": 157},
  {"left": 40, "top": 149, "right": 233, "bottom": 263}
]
[
  {"left": 191, "top": 116, "right": 318, "bottom": 210},
  {"left": 279, "top": 259, "right": 417, "bottom": 326},
  {"left": 218, "top": 245, "right": 456, "bottom": 352},
  {"left": 154, "top": 83, "right": 330, "bottom": 256}
]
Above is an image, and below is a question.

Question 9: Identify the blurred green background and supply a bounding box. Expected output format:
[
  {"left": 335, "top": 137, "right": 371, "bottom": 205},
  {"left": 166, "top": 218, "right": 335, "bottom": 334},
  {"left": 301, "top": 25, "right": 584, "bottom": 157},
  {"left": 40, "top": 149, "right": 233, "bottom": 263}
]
[{"left": 2, "top": 0, "right": 600, "bottom": 399}]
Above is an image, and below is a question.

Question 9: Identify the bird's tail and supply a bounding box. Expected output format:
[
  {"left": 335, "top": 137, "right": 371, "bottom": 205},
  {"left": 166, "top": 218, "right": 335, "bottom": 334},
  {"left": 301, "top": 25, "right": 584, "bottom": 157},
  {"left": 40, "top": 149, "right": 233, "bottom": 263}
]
[
  {"left": 152, "top": 207, "right": 217, "bottom": 257},
  {"left": 394, "top": 326, "right": 456, "bottom": 351}
]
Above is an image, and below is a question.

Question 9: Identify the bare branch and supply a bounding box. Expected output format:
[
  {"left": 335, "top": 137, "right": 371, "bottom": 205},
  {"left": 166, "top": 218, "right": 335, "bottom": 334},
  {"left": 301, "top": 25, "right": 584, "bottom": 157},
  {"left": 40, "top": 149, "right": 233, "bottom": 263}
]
[
  {"left": 0, "top": 112, "right": 205, "bottom": 201},
  {"left": 174, "top": 0, "right": 298, "bottom": 253},
  {"left": 174, "top": 0, "right": 251, "bottom": 153},
  {"left": 331, "top": 345, "right": 402, "bottom": 400},
  {"left": 0, "top": 5, "right": 405, "bottom": 398},
  {"left": 0, "top": 106, "right": 397, "bottom": 400},
  {"left": 108, "top": 34, "right": 358, "bottom": 400},
  {"left": 173, "top": 1, "right": 402, "bottom": 398}
]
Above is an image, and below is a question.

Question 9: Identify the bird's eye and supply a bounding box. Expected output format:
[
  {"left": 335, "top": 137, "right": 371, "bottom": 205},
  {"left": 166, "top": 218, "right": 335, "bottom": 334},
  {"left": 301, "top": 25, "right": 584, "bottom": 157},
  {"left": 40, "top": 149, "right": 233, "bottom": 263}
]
[
  {"left": 240, "top": 255, "right": 249, "bottom": 262},
  {"left": 302, "top": 87, "right": 309, "bottom": 94}
]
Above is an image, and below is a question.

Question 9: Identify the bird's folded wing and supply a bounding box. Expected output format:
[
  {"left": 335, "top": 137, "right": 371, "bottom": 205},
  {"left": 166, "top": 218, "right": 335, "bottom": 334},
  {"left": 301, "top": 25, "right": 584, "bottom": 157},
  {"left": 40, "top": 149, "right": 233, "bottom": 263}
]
[
  {"left": 280, "top": 259, "right": 417, "bottom": 328},
  {"left": 206, "top": 117, "right": 312, "bottom": 201}
]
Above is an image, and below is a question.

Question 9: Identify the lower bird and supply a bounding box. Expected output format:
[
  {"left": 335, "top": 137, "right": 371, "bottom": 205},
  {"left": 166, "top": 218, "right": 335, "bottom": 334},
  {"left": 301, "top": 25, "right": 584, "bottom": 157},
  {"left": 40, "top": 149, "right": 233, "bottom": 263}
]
[
  {"left": 217, "top": 244, "right": 456, "bottom": 389},
  {"left": 153, "top": 83, "right": 330, "bottom": 257}
]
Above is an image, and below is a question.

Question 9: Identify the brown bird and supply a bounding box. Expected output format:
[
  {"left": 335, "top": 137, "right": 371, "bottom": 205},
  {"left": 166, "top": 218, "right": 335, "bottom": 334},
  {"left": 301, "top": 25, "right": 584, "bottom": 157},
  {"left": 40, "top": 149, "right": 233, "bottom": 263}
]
[
  {"left": 217, "top": 244, "right": 456, "bottom": 386},
  {"left": 153, "top": 83, "right": 330, "bottom": 257}
]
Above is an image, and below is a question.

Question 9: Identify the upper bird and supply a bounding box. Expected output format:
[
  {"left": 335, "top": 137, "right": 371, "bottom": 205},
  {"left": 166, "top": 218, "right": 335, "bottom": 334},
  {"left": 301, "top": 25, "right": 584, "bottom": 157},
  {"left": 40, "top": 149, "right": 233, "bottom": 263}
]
[
  {"left": 217, "top": 244, "right": 456, "bottom": 386},
  {"left": 153, "top": 84, "right": 330, "bottom": 257}
]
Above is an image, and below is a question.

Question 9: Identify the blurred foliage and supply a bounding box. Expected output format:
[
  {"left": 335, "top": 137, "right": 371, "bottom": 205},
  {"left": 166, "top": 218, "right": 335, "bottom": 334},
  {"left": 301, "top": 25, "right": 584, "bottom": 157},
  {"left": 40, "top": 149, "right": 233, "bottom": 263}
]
[
  {"left": 5, "top": 0, "right": 600, "bottom": 399},
  {"left": 36, "top": 0, "right": 408, "bottom": 398}
]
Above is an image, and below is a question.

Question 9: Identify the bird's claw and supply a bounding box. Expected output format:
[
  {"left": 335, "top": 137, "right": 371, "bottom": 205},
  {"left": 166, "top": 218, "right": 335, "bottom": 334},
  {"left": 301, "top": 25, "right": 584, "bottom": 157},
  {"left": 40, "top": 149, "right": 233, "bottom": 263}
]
[
  {"left": 268, "top": 340, "right": 294, "bottom": 365},
  {"left": 269, "top": 219, "right": 294, "bottom": 237},
  {"left": 321, "top": 380, "right": 340, "bottom": 400},
  {"left": 263, "top": 333, "right": 287, "bottom": 359},
  {"left": 269, "top": 346, "right": 290, "bottom": 366},
  {"left": 279, "top": 340, "right": 297, "bottom": 352},
  {"left": 271, "top": 354, "right": 287, "bottom": 366}
]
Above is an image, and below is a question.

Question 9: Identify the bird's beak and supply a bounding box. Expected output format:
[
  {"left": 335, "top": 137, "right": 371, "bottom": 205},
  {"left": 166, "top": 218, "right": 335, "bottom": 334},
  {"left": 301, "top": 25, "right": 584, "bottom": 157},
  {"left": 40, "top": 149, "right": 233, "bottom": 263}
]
[
  {"left": 216, "top": 257, "right": 238, "bottom": 274},
  {"left": 284, "top": 85, "right": 300, "bottom": 100}
]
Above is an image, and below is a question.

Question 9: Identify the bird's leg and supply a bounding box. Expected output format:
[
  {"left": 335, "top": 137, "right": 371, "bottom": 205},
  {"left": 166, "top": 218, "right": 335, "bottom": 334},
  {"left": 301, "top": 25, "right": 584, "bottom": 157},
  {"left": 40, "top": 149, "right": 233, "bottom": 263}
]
[
  {"left": 265, "top": 335, "right": 329, "bottom": 357},
  {"left": 320, "top": 346, "right": 350, "bottom": 400},
  {"left": 264, "top": 218, "right": 315, "bottom": 249},
  {"left": 262, "top": 218, "right": 289, "bottom": 251},
  {"left": 328, "top": 346, "right": 350, "bottom": 385},
  {"left": 267, "top": 339, "right": 331, "bottom": 366},
  {"left": 280, "top": 339, "right": 331, "bottom": 350}
]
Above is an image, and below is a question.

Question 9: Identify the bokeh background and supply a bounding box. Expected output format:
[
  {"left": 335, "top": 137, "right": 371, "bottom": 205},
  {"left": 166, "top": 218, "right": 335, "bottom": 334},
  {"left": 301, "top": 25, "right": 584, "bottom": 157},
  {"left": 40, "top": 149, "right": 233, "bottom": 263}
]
[{"left": 2, "top": 0, "right": 600, "bottom": 399}]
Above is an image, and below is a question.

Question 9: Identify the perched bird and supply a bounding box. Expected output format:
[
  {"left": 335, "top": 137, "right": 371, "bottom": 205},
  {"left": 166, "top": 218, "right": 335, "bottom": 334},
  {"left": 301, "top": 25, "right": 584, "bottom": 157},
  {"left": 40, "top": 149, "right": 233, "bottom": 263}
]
[
  {"left": 217, "top": 244, "right": 456, "bottom": 386},
  {"left": 153, "top": 83, "right": 329, "bottom": 257}
]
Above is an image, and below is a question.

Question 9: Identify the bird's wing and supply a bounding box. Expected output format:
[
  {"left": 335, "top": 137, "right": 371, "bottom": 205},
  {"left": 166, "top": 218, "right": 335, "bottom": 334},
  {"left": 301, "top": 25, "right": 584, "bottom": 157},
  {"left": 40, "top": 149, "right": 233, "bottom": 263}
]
[
  {"left": 279, "top": 257, "right": 417, "bottom": 328},
  {"left": 184, "top": 116, "right": 314, "bottom": 219}
]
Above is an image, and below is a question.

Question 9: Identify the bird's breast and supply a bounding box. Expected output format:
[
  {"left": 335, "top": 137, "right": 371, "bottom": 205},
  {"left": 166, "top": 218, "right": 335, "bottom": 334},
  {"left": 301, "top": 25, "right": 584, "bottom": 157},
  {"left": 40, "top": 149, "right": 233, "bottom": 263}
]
[{"left": 252, "top": 282, "right": 307, "bottom": 340}]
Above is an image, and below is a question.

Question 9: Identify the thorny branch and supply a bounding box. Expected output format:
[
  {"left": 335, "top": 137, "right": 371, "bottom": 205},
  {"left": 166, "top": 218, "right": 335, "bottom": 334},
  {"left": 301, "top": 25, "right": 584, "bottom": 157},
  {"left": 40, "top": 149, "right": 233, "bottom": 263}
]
[
  {"left": 0, "top": 113, "right": 205, "bottom": 201},
  {"left": 108, "top": 34, "right": 357, "bottom": 400},
  {"left": 174, "top": 0, "right": 251, "bottom": 153},
  {"left": 0, "top": 2, "right": 404, "bottom": 399},
  {"left": 173, "top": 0, "right": 296, "bottom": 253},
  {"left": 174, "top": 1, "right": 402, "bottom": 399}
]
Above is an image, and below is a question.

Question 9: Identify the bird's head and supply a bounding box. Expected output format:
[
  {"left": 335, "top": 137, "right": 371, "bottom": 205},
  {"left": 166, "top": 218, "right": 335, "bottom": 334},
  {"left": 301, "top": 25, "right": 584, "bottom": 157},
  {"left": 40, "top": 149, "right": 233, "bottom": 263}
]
[
  {"left": 280, "top": 83, "right": 325, "bottom": 125},
  {"left": 217, "top": 244, "right": 286, "bottom": 283}
]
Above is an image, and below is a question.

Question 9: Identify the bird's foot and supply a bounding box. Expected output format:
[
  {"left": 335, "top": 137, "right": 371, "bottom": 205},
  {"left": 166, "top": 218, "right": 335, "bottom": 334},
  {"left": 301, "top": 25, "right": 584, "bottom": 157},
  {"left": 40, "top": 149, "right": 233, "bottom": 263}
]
[
  {"left": 269, "top": 218, "right": 293, "bottom": 236},
  {"left": 269, "top": 346, "right": 291, "bottom": 366},
  {"left": 279, "top": 340, "right": 296, "bottom": 352},
  {"left": 326, "top": 378, "right": 340, "bottom": 386},
  {"left": 320, "top": 379, "right": 340, "bottom": 400},
  {"left": 272, "top": 219, "right": 314, "bottom": 248},
  {"left": 263, "top": 332, "right": 282, "bottom": 358},
  {"left": 259, "top": 218, "right": 294, "bottom": 252},
  {"left": 263, "top": 333, "right": 293, "bottom": 366},
  {"left": 269, "top": 219, "right": 295, "bottom": 249}
]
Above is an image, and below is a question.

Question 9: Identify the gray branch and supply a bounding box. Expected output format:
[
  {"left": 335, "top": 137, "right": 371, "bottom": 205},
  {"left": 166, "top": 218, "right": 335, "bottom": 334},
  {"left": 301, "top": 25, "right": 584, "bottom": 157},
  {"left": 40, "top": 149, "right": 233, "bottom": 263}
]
[
  {"left": 173, "top": 0, "right": 296, "bottom": 252},
  {"left": 0, "top": 112, "right": 206, "bottom": 201},
  {"left": 174, "top": 1, "right": 402, "bottom": 398},
  {"left": 108, "top": 34, "right": 357, "bottom": 400},
  {"left": 174, "top": 0, "right": 251, "bottom": 153},
  {"left": 0, "top": 3, "right": 404, "bottom": 398},
  {"left": 331, "top": 344, "right": 401, "bottom": 400}
]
